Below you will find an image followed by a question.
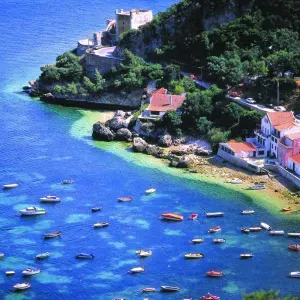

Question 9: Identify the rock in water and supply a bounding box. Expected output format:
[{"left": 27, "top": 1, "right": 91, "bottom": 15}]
[
  {"left": 145, "top": 145, "right": 163, "bottom": 156},
  {"left": 158, "top": 134, "right": 173, "bottom": 147},
  {"left": 177, "top": 154, "right": 199, "bottom": 168},
  {"left": 115, "top": 128, "right": 132, "bottom": 141},
  {"left": 92, "top": 122, "right": 115, "bottom": 141},
  {"left": 133, "top": 137, "right": 148, "bottom": 152},
  {"left": 108, "top": 117, "right": 127, "bottom": 131}
]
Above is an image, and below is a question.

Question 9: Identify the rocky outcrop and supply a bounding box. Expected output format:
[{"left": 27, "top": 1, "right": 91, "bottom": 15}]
[
  {"left": 115, "top": 128, "right": 132, "bottom": 141},
  {"left": 145, "top": 145, "right": 163, "bottom": 157},
  {"left": 40, "top": 93, "right": 55, "bottom": 101},
  {"left": 176, "top": 154, "right": 199, "bottom": 168},
  {"left": 158, "top": 134, "right": 173, "bottom": 147},
  {"left": 92, "top": 122, "right": 115, "bottom": 141},
  {"left": 133, "top": 137, "right": 148, "bottom": 152}
]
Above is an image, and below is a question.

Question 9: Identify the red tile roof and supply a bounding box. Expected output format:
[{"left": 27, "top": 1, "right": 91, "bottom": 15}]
[
  {"left": 226, "top": 142, "right": 256, "bottom": 153},
  {"left": 266, "top": 112, "right": 294, "bottom": 127},
  {"left": 152, "top": 88, "right": 167, "bottom": 95},
  {"left": 148, "top": 94, "right": 185, "bottom": 112},
  {"left": 289, "top": 153, "right": 300, "bottom": 164},
  {"left": 285, "top": 132, "right": 300, "bottom": 140},
  {"left": 274, "top": 122, "right": 296, "bottom": 131}
]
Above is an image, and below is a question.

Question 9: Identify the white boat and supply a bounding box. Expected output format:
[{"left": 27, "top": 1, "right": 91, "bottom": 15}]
[
  {"left": 260, "top": 222, "right": 272, "bottom": 231},
  {"left": 248, "top": 184, "right": 265, "bottom": 190},
  {"left": 190, "top": 238, "right": 204, "bottom": 244},
  {"left": 161, "top": 213, "right": 184, "bottom": 221},
  {"left": 240, "top": 253, "right": 253, "bottom": 259},
  {"left": 160, "top": 286, "right": 180, "bottom": 292},
  {"left": 93, "top": 222, "right": 109, "bottom": 228},
  {"left": 19, "top": 207, "right": 46, "bottom": 216},
  {"left": 288, "top": 233, "right": 300, "bottom": 237},
  {"left": 5, "top": 271, "right": 15, "bottom": 275},
  {"left": 61, "top": 180, "right": 73, "bottom": 184},
  {"left": 269, "top": 230, "right": 285, "bottom": 236},
  {"left": 138, "top": 250, "right": 152, "bottom": 257},
  {"left": 2, "top": 183, "right": 18, "bottom": 189},
  {"left": 289, "top": 271, "right": 300, "bottom": 278},
  {"left": 0, "top": 253, "right": 4, "bottom": 258},
  {"left": 35, "top": 252, "right": 50, "bottom": 259},
  {"left": 206, "top": 212, "right": 224, "bottom": 217},
  {"left": 118, "top": 196, "right": 133, "bottom": 202},
  {"left": 213, "top": 238, "right": 226, "bottom": 244},
  {"left": 22, "top": 268, "right": 40, "bottom": 276},
  {"left": 231, "top": 178, "right": 243, "bottom": 184},
  {"left": 13, "top": 282, "right": 31, "bottom": 291},
  {"left": 128, "top": 266, "right": 145, "bottom": 273},
  {"left": 241, "top": 210, "right": 255, "bottom": 215},
  {"left": 145, "top": 188, "right": 156, "bottom": 194},
  {"left": 40, "top": 195, "right": 61, "bottom": 203}
]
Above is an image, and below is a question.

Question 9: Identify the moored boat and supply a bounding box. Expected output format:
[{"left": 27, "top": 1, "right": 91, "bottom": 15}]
[
  {"left": 161, "top": 213, "right": 184, "bottom": 221},
  {"left": 91, "top": 207, "right": 101, "bottom": 212},
  {"left": 241, "top": 210, "right": 255, "bottom": 215},
  {"left": 288, "top": 233, "right": 300, "bottom": 237},
  {"left": 40, "top": 195, "right": 60, "bottom": 203},
  {"left": 213, "top": 238, "right": 226, "bottom": 244},
  {"left": 282, "top": 207, "right": 292, "bottom": 212},
  {"left": 248, "top": 184, "right": 265, "bottom": 190},
  {"left": 128, "top": 266, "right": 145, "bottom": 273},
  {"left": 142, "top": 287, "right": 156, "bottom": 292},
  {"left": 241, "top": 227, "right": 250, "bottom": 234},
  {"left": 43, "top": 231, "right": 61, "bottom": 239},
  {"left": 206, "top": 212, "right": 224, "bottom": 218},
  {"left": 208, "top": 226, "right": 221, "bottom": 233},
  {"left": 22, "top": 268, "right": 40, "bottom": 276},
  {"left": 206, "top": 270, "right": 224, "bottom": 277},
  {"left": 61, "top": 180, "right": 73, "bottom": 184},
  {"left": 231, "top": 178, "right": 243, "bottom": 184},
  {"left": 5, "top": 271, "right": 15, "bottom": 276},
  {"left": 93, "top": 222, "right": 109, "bottom": 228},
  {"left": 118, "top": 196, "right": 133, "bottom": 202},
  {"left": 13, "top": 282, "right": 31, "bottom": 291},
  {"left": 201, "top": 292, "right": 220, "bottom": 300},
  {"left": 249, "top": 227, "right": 262, "bottom": 232},
  {"left": 190, "top": 238, "right": 204, "bottom": 244},
  {"left": 19, "top": 206, "right": 46, "bottom": 216},
  {"left": 240, "top": 253, "right": 253, "bottom": 259},
  {"left": 269, "top": 230, "right": 285, "bottom": 236},
  {"left": 189, "top": 213, "right": 198, "bottom": 220},
  {"left": 75, "top": 253, "right": 95, "bottom": 259},
  {"left": 260, "top": 222, "right": 272, "bottom": 231},
  {"left": 35, "top": 252, "right": 50, "bottom": 259},
  {"left": 288, "top": 244, "right": 300, "bottom": 251},
  {"left": 3, "top": 183, "right": 18, "bottom": 189},
  {"left": 145, "top": 188, "right": 156, "bottom": 194},
  {"left": 184, "top": 253, "right": 204, "bottom": 259},
  {"left": 160, "top": 286, "right": 180, "bottom": 292},
  {"left": 289, "top": 271, "right": 300, "bottom": 278},
  {"left": 0, "top": 253, "right": 4, "bottom": 258},
  {"left": 138, "top": 250, "right": 152, "bottom": 257}
]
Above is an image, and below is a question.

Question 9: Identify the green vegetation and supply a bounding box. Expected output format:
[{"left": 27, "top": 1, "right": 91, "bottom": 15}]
[{"left": 243, "top": 290, "right": 298, "bottom": 300}]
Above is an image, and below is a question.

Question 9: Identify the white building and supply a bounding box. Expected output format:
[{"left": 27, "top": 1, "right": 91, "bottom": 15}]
[
  {"left": 287, "top": 154, "right": 300, "bottom": 175},
  {"left": 219, "top": 142, "right": 257, "bottom": 158}
]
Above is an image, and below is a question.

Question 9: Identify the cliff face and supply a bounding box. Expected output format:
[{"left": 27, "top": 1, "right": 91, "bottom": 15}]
[{"left": 117, "top": 0, "right": 254, "bottom": 59}]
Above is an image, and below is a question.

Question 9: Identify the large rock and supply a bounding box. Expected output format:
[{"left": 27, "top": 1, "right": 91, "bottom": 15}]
[
  {"left": 158, "top": 134, "right": 173, "bottom": 147},
  {"left": 114, "top": 110, "right": 126, "bottom": 118},
  {"left": 92, "top": 122, "right": 115, "bottom": 141},
  {"left": 108, "top": 117, "right": 127, "bottom": 131},
  {"left": 133, "top": 137, "right": 148, "bottom": 152},
  {"left": 115, "top": 128, "right": 132, "bottom": 141},
  {"left": 145, "top": 145, "right": 163, "bottom": 157},
  {"left": 176, "top": 154, "right": 199, "bottom": 168}
]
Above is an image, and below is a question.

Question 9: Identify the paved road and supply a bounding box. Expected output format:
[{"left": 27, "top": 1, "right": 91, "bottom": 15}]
[
  {"left": 227, "top": 96, "right": 275, "bottom": 113},
  {"left": 94, "top": 46, "right": 118, "bottom": 59}
]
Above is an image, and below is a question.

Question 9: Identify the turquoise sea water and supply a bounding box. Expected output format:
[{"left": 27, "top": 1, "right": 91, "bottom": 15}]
[{"left": 0, "top": 0, "right": 299, "bottom": 299}]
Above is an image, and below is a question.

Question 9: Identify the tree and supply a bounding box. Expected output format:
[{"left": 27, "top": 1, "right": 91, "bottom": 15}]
[
  {"left": 208, "top": 128, "right": 230, "bottom": 152},
  {"left": 219, "top": 102, "right": 245, "bottom": 128},
  {"left": 243, "top": 60, "right": 269, "bottom": 78},
  {"left": 164, "top": 64, "right": 180, "bottom": 82},
  {"left": 83, "top": 76, "right": 96, "bottom": 93},
  {"left": 196, "top": 117, "right": 212, "bottom": 136},
  {"left": 146, "top": 64, "right": 164, "bottom": 83},
  {"left": 161, "top": 111, "right": 182, "bottom": 135},
  {"left": 94, "top": 70, "right": 106, "bottom": 93},
  {"left": 243, "top": 290, "right": 298, "bottom": 300},
  {"left": 266, "top": 50, "right": 295, "bottom": 75}
]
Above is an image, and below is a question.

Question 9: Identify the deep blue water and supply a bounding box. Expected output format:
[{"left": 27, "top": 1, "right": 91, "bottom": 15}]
[{"left": 0, "top": 0, "right": 300, "bottom": 299}]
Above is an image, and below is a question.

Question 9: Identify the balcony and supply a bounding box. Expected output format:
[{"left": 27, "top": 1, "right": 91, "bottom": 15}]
[{"left": 254, "top": 129, "right": 269, "bottom": 139}]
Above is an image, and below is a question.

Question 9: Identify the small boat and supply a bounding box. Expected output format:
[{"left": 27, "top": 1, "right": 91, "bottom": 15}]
[
  {"left": 91, "top": 207, "right": 101, "bottom": 212},
  {"left": 288, "top": 233, "right": 300, "bottom": 237},
  {"left": 213, "top": 238, "right": 226, "bottom": 244},
  {"left": 61, "top": 180, "right": 73, "bottom": 184},
  {"left": 40, "top": 195, "right": 61, "bottom": 203},
  {"left": 160, "top": 286, "right": 180, "bottom": 292},
  {"left": 206, "top": 212, "right": 224, "bottom": 218},
  {"left": 0, "top": 253, "right": 4, "bottom": 258},
  {"left": 241, "top": 227, "right": 250, "bottom": 234},
  {"left": 288, "top": 244, "right": 300, "bottom": 251},
  {"left": 184, "top": 253, "right": 204, "bottom": 259},
  {"left": 241, "top": 210, "right": 255, "bottom": 215},
  {"left": 118, "top": 196, "right": 133, "bottom": 202},
  {"left": 22, "top": 268, "right": 40, "bottom": 276},
  {"left": 142, "top": 287, "right": 156, "bottom": 293},
  {"left": 282, "top": 207, "right": 292, "bottom": 212},
  {"left": 93, "top": 222, "right": 109, "bottom": 228},
  {"left": 35, "top": 252, "right": 50, "bottom": 259},
  {"left": 19, "top": 206, "right": 46, "bottom": 216},
  {"left": 75, "top": 253, "right": 95, "bottom": 259},
  {"left": 269, "top": 230, "right": 285, "bottom": 236},
  {"left": 190, "top": 238, "right": 204, "bottom": 244},
  {"left": 201, "top": 293, "right": 220, "bottom": 300},
  {"left": 289, "top": 271, "right": 300, "bottom": 278},
  {"left": 145, "top": 188, "right": 156, "bottom": 194},
  {"left": 5, "top": 271, "right": 15, "bottom": 276},
  {"left": 161, "top": 213, "right": 184, "bottom": 221},
  {"left": 139, "top": 250, "right": 152, "bottom": 257},
  {"left": 260, "top": 222, "right": 272, "bottom": 231},
  {"left": 208, "top": 226, "right": 221, "bottom": 233},
  {"left": 189, "top": 213, "right": 198, "bottom": 220},
  {"left": 13, "top": 282, "right": 31, "bottom": 291},
  {"left": 231, "top": 178, "right": 243, "bottom": 184},
  {"left": 206, "top": 270, "right": 224, "bottom": 277},
  {"left": 2, "top": 183, "right": 18, "bottom": 189},
  {"left": 248, "top": 184, "right": 265, "bottom": 190},
  {"left": 43, "top": 231, "right": 61, "bottom": 239},
  {"left": 249, "top": 227, "right": 262, "bottom": 232},
  {"left": 128, "top": 266, "right": 145, "bottom": 273},
  {"left": 240, "top": 253, "right": 253, "bottom": 259}
]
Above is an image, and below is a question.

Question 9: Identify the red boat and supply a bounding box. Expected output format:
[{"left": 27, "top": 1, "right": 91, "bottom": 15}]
[
  {"left": 208, "top": 226, "right": 221, "bottom": 233},
  {"left": 161, "top": 213, "right": 184, "bottom": 221},
  {"left": 206, "top": 270, "right": 224, "bottom": 277},
  {"left": 189, "top": 213, "right": 198, "bottom": 220},
  {"left": 202, "top": 293, "right": 220, "bottom": 300},
  {"left": 288, "top": 244, "right": 300, "bottom": 251}
]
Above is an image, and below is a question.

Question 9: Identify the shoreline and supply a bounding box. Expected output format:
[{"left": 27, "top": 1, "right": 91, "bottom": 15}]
[{"left": 72, "top": 109, "right": 300, "bottom": 219}]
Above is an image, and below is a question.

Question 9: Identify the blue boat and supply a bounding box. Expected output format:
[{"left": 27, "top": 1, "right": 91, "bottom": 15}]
[{"left": 75, "top": 253, "right": 95, "bottom": 259}]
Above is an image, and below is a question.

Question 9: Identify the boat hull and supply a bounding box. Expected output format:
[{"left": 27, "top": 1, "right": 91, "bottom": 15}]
[
  {"left": 206, "top": 212, "right": 224, "bottom": 218},
  {"left": 20, "top": 211, "right": 46, "bottom": 216},
  {"left": 160, "top": 286, "right": 180, "bottom": 292},
  {"left": 3, "top": 184, "right": 18, "bottom": 189},
  {"left": 289, "top": 272, "right": 300, "bottom": 278},
  {"left": 288, "top": 233, "right": 300, "bottom": 237}
]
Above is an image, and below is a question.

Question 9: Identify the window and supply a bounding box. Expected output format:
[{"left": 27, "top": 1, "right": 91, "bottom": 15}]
[
  {"left": 258, "top": 150, "right": 264, "bottom": 155},
  {"left": 122, "top": 20, "right": 125, "bottom": 27},
  {"left": 271, "top": 136, "right": 274, "bottom": 142},
  {"left": 275, "top": 146, "right": 277, "bottom": 151},
  {"left": 150, "top": 111, "right": 159, "bottom": 116}
]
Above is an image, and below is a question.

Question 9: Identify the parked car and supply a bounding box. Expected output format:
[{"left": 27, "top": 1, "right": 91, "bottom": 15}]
[
  {"left": 189, "top": 74, "right": 196, "bottom": 80},
  {"left": 233, "top": 97, "right": 241, "bottom": 100},
  {"left": 230, "top": 91, "right": 240, "bottom": 97},
  {"left": 267, "top": 103, "right": 274, "bottom": 108},
  {"left": 246, "top": 98, "right": 256, "bottom": 104},
  {"left": 274, "top": 106, "right": 286, "bottom": 112},
  {"left": 295, "top": 114, "right": 300, "bottom": 119}
]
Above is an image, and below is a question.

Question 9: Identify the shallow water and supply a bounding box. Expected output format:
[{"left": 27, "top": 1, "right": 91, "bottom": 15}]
[{"left": 0, "top": 0, "right": 300, "bottom": 299}]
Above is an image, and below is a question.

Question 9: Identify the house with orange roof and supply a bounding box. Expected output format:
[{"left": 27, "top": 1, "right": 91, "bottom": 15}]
[
  {"left": 287, "top": 154, "right": 300, "bottom": 175},
  {"left": 278, "top": 132, "right": 300, "bottom": 167},
  {"left": 219, "top": 142, "right": 257, "bottom": 158}
]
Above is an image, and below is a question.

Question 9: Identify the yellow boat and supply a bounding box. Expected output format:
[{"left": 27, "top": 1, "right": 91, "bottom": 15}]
[{"left": 184, "top": 253, "right": 204, "bottom": 259}]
